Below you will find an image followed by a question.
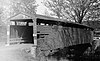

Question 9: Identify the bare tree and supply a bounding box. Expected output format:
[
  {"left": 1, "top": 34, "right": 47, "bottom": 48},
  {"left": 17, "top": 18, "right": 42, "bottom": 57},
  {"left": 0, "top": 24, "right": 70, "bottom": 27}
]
[
  {"left": 10, "top": 0, "right": 38, "bottom": 18},
  {"left": 44, "top": 9, "right": 50, "bottom": 16},
  {"left": 0, "top": 7, "right": 5, "bottom": 25},
  {"left": 44, "top": 0, "right": 100, "bottom": 23}
]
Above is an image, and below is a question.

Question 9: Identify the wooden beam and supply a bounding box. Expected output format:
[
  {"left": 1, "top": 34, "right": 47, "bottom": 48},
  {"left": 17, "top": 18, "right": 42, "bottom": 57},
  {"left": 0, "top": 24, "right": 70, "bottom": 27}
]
[
  {"left": 31, "top": 17, "right": 37, "bottom": 58},
  {"left": 33, "top": 18, "right": 37, "bottom": 46},
  {"left": 6, "top": 24, "right": 10, "bottom": 46}
]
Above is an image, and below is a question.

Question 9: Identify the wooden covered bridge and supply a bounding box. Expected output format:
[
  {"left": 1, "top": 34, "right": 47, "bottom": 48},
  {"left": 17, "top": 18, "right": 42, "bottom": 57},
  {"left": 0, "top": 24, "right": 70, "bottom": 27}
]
[{"left": 7, "top": 14, "right": 94, "bottom": 58}]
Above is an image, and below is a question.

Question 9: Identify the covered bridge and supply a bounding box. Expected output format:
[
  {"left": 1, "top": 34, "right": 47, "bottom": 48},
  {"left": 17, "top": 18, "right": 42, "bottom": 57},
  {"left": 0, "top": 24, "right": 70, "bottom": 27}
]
[
  {"left": 7, "top": 14, "right": 94, "bottom": 58},
  {"left": 6, "top": 14, "right": 94, "bottom": 58},
  {"left": 8, "top": 14, "right": 94, "bottom": 47}
]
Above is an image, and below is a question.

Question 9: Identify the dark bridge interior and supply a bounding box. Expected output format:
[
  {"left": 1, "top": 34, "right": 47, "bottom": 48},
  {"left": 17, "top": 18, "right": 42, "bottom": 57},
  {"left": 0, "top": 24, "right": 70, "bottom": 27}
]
[{"left": 10, "top": 19, "right": 33, "bottom": 44}]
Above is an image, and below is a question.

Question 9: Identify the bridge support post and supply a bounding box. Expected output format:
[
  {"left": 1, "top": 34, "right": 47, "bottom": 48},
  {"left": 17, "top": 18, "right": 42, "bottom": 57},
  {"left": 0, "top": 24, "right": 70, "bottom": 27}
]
[
  {"left": 6, "top": 23, "right": 10, "bottom": 46},
  {"left": 31, "top": 17, "right": 37, "bottom": 58}
]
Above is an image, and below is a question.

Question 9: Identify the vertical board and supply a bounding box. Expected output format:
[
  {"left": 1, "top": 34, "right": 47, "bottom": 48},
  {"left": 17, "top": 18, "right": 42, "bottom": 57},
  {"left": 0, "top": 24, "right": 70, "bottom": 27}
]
[{"left": 37, "top": 25, "right": 93, "bottom": 50}]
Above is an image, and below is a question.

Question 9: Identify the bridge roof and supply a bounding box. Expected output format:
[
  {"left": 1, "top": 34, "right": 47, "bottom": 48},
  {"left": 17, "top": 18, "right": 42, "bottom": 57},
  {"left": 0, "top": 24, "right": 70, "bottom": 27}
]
[{"left": 10, "top": 14, "right": 94, "bottom": 30}]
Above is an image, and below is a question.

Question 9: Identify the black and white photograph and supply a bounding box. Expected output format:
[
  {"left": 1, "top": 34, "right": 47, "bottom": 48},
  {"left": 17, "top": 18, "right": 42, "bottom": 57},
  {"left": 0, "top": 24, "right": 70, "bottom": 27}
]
[{"left": 0, "top": 0, "right": 100, "bottom": 61}]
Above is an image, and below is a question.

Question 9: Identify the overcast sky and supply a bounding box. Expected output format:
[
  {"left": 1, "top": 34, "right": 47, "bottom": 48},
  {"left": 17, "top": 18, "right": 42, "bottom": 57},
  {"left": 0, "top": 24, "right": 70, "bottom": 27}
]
[{"left": 36, "top": 0, "right": 47, "bottom": 15}]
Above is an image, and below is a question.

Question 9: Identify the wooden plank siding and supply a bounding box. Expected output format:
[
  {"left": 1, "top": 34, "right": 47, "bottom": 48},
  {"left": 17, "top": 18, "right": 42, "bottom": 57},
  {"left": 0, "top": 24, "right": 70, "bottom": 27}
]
[
  {"left": 37, "top": 25, "right": 93, "bottom": 51},
  {"left": 36, "top": 22, "right": 94, "bottom": 59}
]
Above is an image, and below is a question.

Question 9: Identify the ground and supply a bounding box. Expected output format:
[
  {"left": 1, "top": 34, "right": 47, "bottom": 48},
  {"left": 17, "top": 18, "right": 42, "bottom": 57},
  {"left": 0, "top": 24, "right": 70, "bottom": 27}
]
[
  {"left": 0, "top": 44, "right": 70, "bottom": 61},
  {"left": 1, "top": 43, "right": 100, "bottom": 61},
  {"left": 0, "top": 44, "right": 35, "bottom": 61}
]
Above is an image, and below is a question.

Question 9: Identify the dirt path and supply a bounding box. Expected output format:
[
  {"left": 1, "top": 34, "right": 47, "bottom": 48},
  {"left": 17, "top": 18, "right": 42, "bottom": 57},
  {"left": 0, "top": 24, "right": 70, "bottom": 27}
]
[{"left": 0, "top": 44, "right": 35, "bottom": 61}]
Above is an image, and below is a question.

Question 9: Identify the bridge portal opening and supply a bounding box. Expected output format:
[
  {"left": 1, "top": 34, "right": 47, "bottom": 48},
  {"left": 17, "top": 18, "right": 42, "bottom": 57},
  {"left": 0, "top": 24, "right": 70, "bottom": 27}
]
[{"left": 10, "top": 19, "right": 33, "bottom": 44}]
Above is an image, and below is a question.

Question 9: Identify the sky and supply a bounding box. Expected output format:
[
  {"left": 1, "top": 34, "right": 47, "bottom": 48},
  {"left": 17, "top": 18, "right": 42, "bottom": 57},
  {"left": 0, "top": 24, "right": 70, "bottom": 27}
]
[
  {"left": 36, "top": 0, "right": 47, "bottom": 15},
  {"left": 0, "top": 0, "right": 10, "bottom": 7}
]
